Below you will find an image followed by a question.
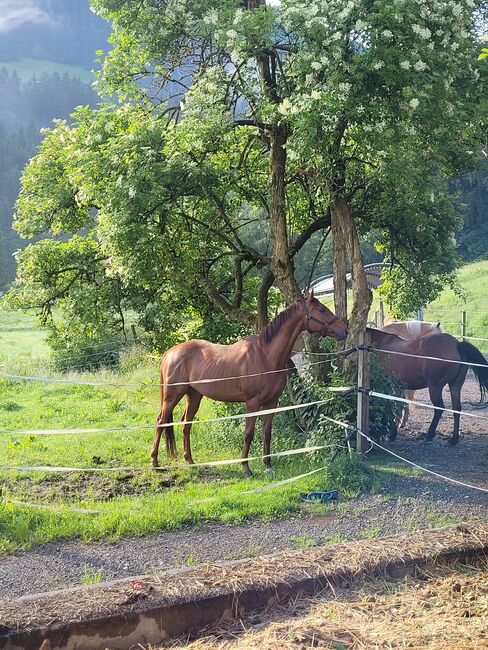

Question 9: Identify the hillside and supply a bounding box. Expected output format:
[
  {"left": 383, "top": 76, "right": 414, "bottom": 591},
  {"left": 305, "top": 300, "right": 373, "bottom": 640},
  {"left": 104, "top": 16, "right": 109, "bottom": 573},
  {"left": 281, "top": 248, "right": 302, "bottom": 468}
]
[
  {"left": 0, "top": 0, "right": 108, "bottom": 289},
  {"left": 0, "top": 0, "right": 110, "bottom": 69},
  {"left": 424, "top": 260, "right": 488, "bottom": 346}
]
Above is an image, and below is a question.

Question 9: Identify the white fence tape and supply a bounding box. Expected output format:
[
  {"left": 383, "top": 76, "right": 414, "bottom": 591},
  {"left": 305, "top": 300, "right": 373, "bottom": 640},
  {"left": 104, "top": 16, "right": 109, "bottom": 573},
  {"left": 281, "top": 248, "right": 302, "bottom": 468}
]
[
  {"left": 0, "top": 348, "right": 353, "bottom": 389},
  {"left": 3, "top": 498, "right": 100, "bottom": 514},
  {"left": 373, "top": 347, "right": 488, "bottom": 370},
  {"left": 357, "top": 429, "right": 488, "bottom": 494},
  {"left": 369, "top": 391, "right": 488, "bottom": 421},
  {"left": 190, "top": 464, "right": 332, "bottom": 506},
  {"left": 0, "top": 442, "right": 340, "bottom": 473},
  {"left": 0, "top": 396, "right": 343, "bottom": 436}
]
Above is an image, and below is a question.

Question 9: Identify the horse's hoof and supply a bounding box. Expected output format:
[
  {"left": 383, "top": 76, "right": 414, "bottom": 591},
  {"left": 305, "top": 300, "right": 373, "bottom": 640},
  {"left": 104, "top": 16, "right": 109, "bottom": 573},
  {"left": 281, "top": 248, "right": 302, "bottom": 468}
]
[
  {"left": 264, "top": 467, "right": 276, "bottom": 478},
  {"left": 243, "top": 468, "right": 253, "bottom": 478}
]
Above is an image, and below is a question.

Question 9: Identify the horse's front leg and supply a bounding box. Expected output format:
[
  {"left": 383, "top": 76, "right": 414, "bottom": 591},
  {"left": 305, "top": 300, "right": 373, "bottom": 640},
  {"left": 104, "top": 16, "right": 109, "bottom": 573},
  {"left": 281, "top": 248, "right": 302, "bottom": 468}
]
[
  {"left": 423, "top": 384, "right": 445, "bottom": 441},
  {"left": 241, "top": 402, "right": 259, "bottom": 477},
  {"left": 448, "top": 372, "right": 467, "bottom": 446},
  {"left": 182, "top": 389, "right": 202, "bottom": 464},
  {"left": 262, "top": 400, "right": 278, "bottom": 477}
]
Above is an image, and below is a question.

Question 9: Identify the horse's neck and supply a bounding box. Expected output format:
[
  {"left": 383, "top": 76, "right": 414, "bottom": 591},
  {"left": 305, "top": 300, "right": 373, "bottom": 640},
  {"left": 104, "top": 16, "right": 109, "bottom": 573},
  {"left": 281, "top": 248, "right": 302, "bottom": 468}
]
[{"left": 261, "top": 308, "right": 304, "bottom": 368}]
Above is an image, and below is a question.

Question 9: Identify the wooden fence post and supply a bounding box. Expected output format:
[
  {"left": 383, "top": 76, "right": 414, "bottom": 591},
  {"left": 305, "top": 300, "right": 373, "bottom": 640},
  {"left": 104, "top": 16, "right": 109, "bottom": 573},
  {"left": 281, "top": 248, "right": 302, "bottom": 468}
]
[
  {"left": 461, "top": 310, "right": 467, "bottom": 341},
  {"left": 356, "top": 330, "right": 371, "bottom": 454}
]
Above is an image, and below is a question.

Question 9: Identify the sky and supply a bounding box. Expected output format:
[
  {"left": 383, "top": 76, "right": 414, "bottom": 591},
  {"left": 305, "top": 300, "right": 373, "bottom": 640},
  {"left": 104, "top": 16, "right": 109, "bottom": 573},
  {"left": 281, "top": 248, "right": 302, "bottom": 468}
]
[{"left": 0, "top": 0, "right": 53, "bottom": 33}]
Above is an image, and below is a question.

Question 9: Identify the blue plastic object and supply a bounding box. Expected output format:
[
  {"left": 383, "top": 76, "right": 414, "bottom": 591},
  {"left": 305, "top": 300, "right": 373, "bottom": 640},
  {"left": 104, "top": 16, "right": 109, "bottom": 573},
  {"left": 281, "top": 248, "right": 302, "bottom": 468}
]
[{"left": 299, "top": 490, "right": 338, "bottom": 503}]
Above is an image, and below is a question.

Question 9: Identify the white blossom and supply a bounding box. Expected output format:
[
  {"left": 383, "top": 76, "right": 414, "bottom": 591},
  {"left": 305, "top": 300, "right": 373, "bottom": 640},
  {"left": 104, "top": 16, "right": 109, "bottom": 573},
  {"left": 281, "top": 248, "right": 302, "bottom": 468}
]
[
  {"left": 128, "top": 186, "right": 136, "bottom": 198},
  {"left": 414, "top": 60, "right": 427, "bottom": 71},
  {"left": 311, "top": 89, "right": 322, "bottom": 100},
  {"left": 311, "top": 61, "right": 322, "bottom": 71},
  {"left": 226, "top": 29, "right": 238, "bottom": 40},
  {"left": 400, "top": 60, "right": 411, "bottom": 70},
  {"left": 373, "top": 61, "right": 384, "bottom": 70},
  {"left": 452, "top": 3, "right": 463, "bottom": 18},
  {"left": 412, "top": 24, "right": 431, "bottom": 40},
  {"left": 409, "top": 98, "right": 419, "bottom": 110},
  {"left": 382, "top": 29, "right": 393, "bottom": 39}
]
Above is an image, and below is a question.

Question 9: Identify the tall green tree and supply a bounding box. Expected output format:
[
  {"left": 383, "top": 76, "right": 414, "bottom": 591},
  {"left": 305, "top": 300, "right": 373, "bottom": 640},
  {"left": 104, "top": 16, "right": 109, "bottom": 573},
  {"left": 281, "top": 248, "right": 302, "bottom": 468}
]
[{"left": 6, "top": 0, "right": 488, "bottom": 355}]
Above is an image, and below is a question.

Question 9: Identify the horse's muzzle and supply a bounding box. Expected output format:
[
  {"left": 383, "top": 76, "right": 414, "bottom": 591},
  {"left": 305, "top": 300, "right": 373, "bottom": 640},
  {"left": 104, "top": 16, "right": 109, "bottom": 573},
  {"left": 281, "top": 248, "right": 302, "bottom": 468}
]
[{"left": 335, "top": 330, "right": 348, "bottom": 342}]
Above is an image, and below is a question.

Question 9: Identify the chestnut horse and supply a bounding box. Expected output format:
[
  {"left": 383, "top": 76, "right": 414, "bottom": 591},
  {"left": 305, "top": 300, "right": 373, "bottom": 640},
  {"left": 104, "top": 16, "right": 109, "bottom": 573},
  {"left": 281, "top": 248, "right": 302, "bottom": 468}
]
[
  {"left": 152, "top": 292, "right": 347, "bottom": 476},
  {"left": 369, "top": 328, "right": 488, "bottom": 444},
  {"left": 380, "top": 319, "right": 442, "bottom": 427}
]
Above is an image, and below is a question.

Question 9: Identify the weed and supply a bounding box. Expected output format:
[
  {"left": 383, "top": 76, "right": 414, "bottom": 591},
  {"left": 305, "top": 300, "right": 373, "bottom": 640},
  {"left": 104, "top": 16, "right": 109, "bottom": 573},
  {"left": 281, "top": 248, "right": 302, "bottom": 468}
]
[
  {"left": 289, "top": 535, "right": 317, "bottom": 550},
  {"left": 82, "top": 565, "right": 103, "bottom": 586}
]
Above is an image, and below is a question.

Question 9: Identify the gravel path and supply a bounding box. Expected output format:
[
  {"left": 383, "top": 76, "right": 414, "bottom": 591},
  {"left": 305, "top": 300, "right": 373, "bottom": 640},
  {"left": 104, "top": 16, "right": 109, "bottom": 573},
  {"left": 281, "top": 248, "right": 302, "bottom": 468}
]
[{"left": 1, "top": 376, "right": 487, "bottom": 601}]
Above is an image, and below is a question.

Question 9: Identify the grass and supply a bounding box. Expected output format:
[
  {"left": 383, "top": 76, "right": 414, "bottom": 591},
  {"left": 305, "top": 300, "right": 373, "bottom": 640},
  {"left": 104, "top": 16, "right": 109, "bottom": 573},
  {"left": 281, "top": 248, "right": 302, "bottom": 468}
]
[
  {"left": 423, "top": 260, "right": 488, "bottom": 350},
  {"left": 0, "top": 59, "right": 94, "bottom": 82},
  {"left": 2, "top": 260, "right": 486, "bottom": 553},
  {"left": 0, "top": 307, "right": 374, "bottom": 552}
]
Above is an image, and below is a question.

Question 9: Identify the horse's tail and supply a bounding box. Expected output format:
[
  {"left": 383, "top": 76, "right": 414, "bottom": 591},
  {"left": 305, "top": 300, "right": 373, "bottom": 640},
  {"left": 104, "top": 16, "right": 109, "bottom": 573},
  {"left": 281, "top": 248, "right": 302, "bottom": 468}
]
[
  {"left": 457, "top": 341, "right": 488, "bottom": 402},
  {"left": 159, "top": 356, "right": 177, "bottom": 458},
  {"left": 164, "top": 415, "right": 176, "bottom": 457}
]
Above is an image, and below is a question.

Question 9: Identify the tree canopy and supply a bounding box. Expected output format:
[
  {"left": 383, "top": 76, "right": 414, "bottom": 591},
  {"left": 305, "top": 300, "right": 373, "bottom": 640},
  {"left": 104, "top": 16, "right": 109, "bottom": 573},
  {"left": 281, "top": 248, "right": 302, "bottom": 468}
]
[{"left": 5, "top": 0, "right": 488, "bottom": 354}]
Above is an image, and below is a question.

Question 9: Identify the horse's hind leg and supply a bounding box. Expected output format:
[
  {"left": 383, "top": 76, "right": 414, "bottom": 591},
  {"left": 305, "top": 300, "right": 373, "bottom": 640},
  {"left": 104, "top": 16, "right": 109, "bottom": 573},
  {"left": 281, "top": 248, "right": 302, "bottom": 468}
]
[
  {"left": 424, "top": 384, "right": 446, "bottom": 441},
  {"left": 182, "top": 389, "right": 202, "bottom": 464},
  {"left": 241, "top": 401, "right": 259, "bottom": 478},
  {"left": 448, "top": 367, "right": 468, "bottom": 446},
  {"left": 152, "top": 389, "right": 185, "bottom": 467},
  {"left": 398, "top": 390, "right": 415, "bottom": 428},
  {"left": 262, "top": 399, "right": 278, "bottom": 476}
]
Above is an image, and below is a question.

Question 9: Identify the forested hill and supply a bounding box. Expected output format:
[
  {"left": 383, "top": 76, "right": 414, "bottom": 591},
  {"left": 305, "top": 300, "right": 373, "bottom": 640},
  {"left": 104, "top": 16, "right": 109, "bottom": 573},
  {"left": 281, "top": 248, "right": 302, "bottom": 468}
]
[
  {"left": 0, "top": 0, "right": 107, "bottom": 289},
  {"left": 0, "top": 0, "right": 110, "bottom": 68}
]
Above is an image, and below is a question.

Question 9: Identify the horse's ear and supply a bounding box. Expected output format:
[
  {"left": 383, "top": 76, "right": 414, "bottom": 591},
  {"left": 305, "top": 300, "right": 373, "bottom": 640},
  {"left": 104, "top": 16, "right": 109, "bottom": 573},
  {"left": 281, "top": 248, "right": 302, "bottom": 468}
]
[
  {"left": 436, "top": 321, "right": 441, "bottom": 328},
  {"left": 303, "top": 289, "right": 311, "bottom": 300}
]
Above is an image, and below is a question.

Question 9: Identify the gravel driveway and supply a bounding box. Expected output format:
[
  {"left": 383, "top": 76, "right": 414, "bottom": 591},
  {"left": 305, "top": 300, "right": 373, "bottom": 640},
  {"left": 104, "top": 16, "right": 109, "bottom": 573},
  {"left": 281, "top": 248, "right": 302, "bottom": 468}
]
[{"left": 1, "top": 375, "right": 487, "bottom": 601}]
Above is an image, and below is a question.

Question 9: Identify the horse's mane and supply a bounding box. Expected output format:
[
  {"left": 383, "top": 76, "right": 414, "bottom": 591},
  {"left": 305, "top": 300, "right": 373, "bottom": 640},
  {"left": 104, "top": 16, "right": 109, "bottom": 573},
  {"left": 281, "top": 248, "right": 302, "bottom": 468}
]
[{"left": 259, "top": 302, "right": 301, "bottom": 345}]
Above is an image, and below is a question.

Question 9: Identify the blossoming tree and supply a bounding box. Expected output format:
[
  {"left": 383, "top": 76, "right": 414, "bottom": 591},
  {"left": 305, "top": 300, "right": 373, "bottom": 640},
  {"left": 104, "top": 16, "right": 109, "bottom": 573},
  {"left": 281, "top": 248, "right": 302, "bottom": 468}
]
[{"left": 7, "top": 0, "right": 488, "bottom": 353}]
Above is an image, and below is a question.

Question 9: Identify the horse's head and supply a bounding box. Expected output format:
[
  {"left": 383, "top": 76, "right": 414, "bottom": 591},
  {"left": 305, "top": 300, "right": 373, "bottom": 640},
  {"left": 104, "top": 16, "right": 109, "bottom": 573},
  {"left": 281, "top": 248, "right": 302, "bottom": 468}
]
[{"left": 301, "top": 291, "right": 347, "bottom": 341}]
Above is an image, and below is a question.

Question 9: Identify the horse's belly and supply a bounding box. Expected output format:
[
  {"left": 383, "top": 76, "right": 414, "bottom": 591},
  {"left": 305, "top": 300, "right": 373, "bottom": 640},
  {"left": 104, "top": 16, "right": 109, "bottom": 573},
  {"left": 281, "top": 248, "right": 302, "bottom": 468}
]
[{"left": 194, "top": 379, "right": 246, "bottom": 403}]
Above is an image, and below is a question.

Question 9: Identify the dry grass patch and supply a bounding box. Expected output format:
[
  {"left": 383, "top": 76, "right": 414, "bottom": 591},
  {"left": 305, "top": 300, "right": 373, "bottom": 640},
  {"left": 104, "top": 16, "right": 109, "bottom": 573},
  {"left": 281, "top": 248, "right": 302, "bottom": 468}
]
[{"left": 166, "top": 559, "right": 488, "bottom": 650}]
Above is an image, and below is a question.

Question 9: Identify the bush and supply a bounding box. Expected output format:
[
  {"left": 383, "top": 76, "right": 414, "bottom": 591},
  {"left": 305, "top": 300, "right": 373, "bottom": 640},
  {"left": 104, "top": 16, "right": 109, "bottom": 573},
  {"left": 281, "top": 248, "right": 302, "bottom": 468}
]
[{"left": 48, "top": 333, "right": 127, "bottom": 372}]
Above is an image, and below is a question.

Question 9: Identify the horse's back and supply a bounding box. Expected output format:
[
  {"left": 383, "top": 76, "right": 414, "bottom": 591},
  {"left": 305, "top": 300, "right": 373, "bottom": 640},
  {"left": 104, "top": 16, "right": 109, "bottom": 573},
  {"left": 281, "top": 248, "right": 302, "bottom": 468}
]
[
  {"left": 159, "top": 337, "right": 273, "bottom": 402},
  {"left": 381, "top": 320, "right": 440, "bottom": 341},
  {"left": 373, "top": 329, "right": 461, "bottom": 390}
]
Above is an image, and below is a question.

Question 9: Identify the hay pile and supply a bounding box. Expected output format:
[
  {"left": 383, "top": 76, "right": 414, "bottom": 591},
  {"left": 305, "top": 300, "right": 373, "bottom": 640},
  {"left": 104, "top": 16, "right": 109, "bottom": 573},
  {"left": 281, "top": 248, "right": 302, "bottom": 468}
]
[{"left": 166, "top": 559, "right": 488, "bottom": 649}]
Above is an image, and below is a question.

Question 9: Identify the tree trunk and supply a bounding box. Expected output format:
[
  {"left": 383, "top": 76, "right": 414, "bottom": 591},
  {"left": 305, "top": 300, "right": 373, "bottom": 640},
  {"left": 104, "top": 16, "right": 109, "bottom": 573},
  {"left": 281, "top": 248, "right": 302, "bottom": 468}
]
[
  {"left": 331, "top": 198, "right": 348, "bottom": 324},
  {"left": 268, "top": 126, "right": 301, "bottom": 305},
  {"left": 331, "top": 197, "right": 372, "bottom": 376},
  {"left": 257, "top": 270, "right": 274, "bottom": 330}
]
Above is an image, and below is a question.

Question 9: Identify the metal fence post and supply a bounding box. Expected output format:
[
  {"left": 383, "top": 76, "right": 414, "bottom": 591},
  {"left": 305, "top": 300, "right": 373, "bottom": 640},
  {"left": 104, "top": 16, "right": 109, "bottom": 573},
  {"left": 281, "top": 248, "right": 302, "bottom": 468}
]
[
  {"left": 356, "top": 330, "right": 371, "bottom": 454},
  {"left": 461, "top": 310, "right": 467, "bottom": 341}
]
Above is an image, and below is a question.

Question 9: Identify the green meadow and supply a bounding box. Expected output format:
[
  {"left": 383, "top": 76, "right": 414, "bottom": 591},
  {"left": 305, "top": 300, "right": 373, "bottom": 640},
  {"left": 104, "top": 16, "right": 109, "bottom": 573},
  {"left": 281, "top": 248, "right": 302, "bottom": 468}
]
[
  {"left": 0, "top": 306, "right": 365, "bottom": 552},
  {"left": 1, "top": 261, "right": 487, "bottom": 553}
]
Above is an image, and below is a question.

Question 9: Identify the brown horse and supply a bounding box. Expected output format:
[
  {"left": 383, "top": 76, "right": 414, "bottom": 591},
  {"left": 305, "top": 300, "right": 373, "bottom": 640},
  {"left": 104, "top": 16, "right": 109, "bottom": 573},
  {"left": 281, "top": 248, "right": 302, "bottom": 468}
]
[
  {"left": 152, "top": 292, "right": 347, "bottom": 476},
  {"left": 380, "top": 319, "right": 442, "bottom": 427},
  {"left": 369, "top": 328, "right": 488, "bottom": 444}
]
